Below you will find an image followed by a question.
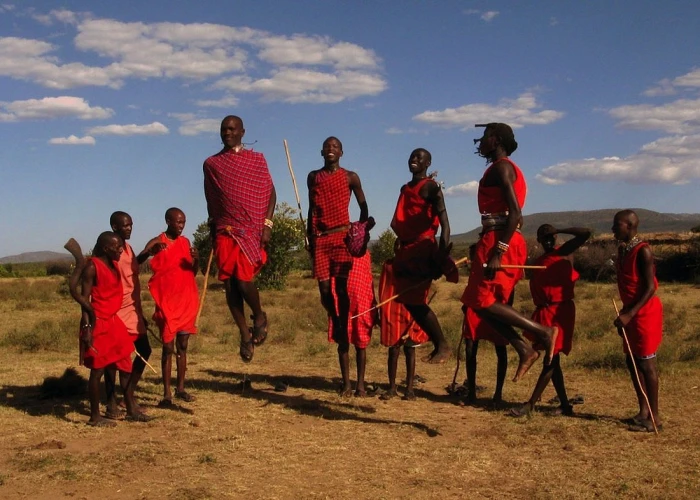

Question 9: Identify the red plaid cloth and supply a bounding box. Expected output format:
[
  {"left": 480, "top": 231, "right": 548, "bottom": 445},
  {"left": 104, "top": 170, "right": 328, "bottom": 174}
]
[
  {"left": 328, "top": 253, "right": 376, "bottom": 349},
  {"left": 203, "top": 148, "right": 273, "bottom": 266},
  {"left": 313, "top": 232, "right": 352, "bottom": 280},
  {"left": 310, "top": 167, "right": 350, "bottom": 233}
]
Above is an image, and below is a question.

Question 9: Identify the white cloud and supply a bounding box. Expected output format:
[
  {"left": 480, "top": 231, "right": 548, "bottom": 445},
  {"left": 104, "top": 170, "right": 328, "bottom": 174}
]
[
  {"left": 643, "top": 67, "right": 700, "bottom": 96},
  {"left": 609, "top": 97, "right": 700, "bottom": 134},
  {"left": 86, "top": 121, "right": 169, "bottom": 136},
  {"left": 178, "top": 118, "right": 221, "bottom": 136},
  {"left": 0, "top": 96, "right": 113, "bottom": 121},
  {"left": 0, "top": 4, "right": 15, "bottom": 13},
  {"left": 642, "top": 78, "right": 676, "bottom": 97},
  {"left": 413, "top": 92, "right": 564, "bottom": 130},
  {"left": 444, "top": 180, "right": 479, "bottom": 197},
  {"left": 49, "top": 135, "right": 95, "bottom": 145},
  {"left": 1, "top": 12, "right": 387, "bottom": 103},
  {"left": 214, "top": 68, "right": 387, "bottom": 104},
  {"left": 536, "top": 133, "right": 700, "bottom": 185},
  {"left": 194, "top": 96, "right": 240, "bottom": 108},
  {"left": 481, "top": 11, "right": 499, "bottom": 22},
  {"left": 549, "top": 17, "right": 559, "bottom": 26},
  {"left": 385, "top": 127, "right": 421, "bottom": 135},
  {"left": 673, "top": 68, "right": 700, "bottom": 88}
]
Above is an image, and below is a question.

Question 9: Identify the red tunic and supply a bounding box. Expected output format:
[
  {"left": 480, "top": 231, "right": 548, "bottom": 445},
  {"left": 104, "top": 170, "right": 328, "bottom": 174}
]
[
  {"left": 462, "top": 306, "right": 508, "bottom": 346},
  {"left": 116, "top": 242, "right": 146, "bottom": 337},
  {"left": 82, "top": 258, "right": 134, "bottom": 370},
  {"left": 328, "top": 253, "right": 376, "bottom": 349},
  {"left": 204, "top": 148, "right": 273, "bottom": 267},
  {"left": 390, "top": 178, "right": 441, "bottom": 305},
  {"left": 462, "top": 158, "right": 528, "bottom": 310},
  {"left": 616, "top": 242, "right": 663, "bottom": 357},
  {"left": 378, "top": 261, "right": 429, "bottom": 347},
  {"left": 525, "top": 251, "right": 578, "bottom": 356},
  {"left": 310, "top": 168, "right": 353, "bottom": 280},
  {"left": 149, "top": 234, "right": 199, "bottom": 344}
]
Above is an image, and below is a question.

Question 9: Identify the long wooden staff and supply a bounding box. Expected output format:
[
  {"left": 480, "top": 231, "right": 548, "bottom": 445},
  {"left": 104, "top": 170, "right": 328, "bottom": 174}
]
[
  {"left": 283, "top": 139, "right": 308, "bottom": 248},
  {"left": 195, "top": 249, "right": 214, "bottom": 328},
  {"left": 482, "top": 264, "right": 547, "bottom": 269},
  {"left": 352, "top": 256, "right": 470, "bottom": 319},
  {"left": 612, "top": 298, "right": 659, "bottom": 435},
  {"left": 64, "top": 238, "right": 94, "bottom": 365}
]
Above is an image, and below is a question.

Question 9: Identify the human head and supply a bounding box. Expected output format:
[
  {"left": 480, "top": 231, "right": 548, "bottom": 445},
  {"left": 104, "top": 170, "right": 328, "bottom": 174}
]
[
  {"left": 165, "top": 207, "right": 186, "bottom": 238},
  {"left": 94, "top": 231, "right": 124, "bottom": 261},
  {"left": 110, "top": 211, "right": 133, "bottom": 240},
  {"left": 474, "top": 122, "right": 518, "bottom": 160},
  {"left": 612, "top": 209, "right": 639, "bottom": 242},
  {"left": 220, "top": 115, "right": 245, "bottom": 150},
  {"left": 408, "top": 148, "right": 432, "bottom": 175},
  {"left": 321, "top": 136, "right": 343, "bottom": 163},
  {"left": 537, "top": 224, "right": 557, "bottom": 252}
]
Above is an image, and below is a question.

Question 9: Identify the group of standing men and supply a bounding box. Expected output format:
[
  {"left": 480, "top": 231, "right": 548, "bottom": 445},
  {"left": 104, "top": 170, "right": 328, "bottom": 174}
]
[{"left": 73, "top": 115, "right": 664, "bottom": 433}]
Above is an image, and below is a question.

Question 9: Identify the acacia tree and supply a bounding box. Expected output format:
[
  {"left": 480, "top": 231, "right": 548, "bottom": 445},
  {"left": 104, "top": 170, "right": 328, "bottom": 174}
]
[{"left": 192, "top": 202, "right": 305, "bottom": 289}]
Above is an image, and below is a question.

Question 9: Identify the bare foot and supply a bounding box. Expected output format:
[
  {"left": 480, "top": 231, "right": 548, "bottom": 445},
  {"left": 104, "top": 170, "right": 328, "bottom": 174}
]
[
  {"left": 422, "top": 346, "right": 450, "bottom": 364},
  {"left": 353, "top": 390, "right": 368, "bottom": 398},
  {"left": 87, "top": 417, "right": 117, "bottom": 427},
  {"left": 509, "top": 403, "right": 533, "bottom": 418},
  {"left": 544, "top": 327, "right": 559, "bottom": 365},
  {"left": 512, "top": 349, "right": 540, "bottom": 382},
  {"left": 402, "top": 390, "right": 416, "bottom": 401},
  {"left": 339, "top": 387, "right": 353, "bottom": 398},
  {"left": 380, "top": 388, "right": 398, "bottom": 401}
]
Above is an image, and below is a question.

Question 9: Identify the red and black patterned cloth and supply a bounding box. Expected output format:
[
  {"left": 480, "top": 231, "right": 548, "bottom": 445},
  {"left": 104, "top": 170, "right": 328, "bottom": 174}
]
[{"left": 203, "top": 148, "right": 273, "bottom": 266}]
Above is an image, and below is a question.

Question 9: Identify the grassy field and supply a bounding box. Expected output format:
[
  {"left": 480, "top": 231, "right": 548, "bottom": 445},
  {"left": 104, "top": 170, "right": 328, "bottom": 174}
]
[{"left": 0, "top": 273, "right": 699, "bottom": 499}]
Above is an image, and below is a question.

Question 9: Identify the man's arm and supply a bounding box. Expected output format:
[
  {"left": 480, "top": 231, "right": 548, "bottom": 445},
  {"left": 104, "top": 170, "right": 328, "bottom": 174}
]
[
  {"left": 137, "top": 237, "right": 166, "bottom": 263},
  {"left": 423, "top": 180, "right": 451, "bottom": 253},
  {"left": 552, "top": 227, "right": 592, "bottom": 257},
  {"left": 615, "top": 245, "right": 656, "bottom": 328},
  {"left": 80, "top": 261, "right": 97, "bottom": 347},
  {"left": 261, "top": 184, "right": 276, "bottom": 246},
  {"left": 306, "top": 171, "right": 317, "bottom": 250},
  {"left": 348, "top": 171, "right": 368, "bottom": 222}
]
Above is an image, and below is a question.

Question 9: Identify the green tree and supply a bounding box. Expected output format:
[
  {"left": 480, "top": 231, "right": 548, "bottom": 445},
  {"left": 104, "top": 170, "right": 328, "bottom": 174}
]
[
  {"left": 370, "top": 228, "right": 396, "bottom": 266},
  {"left": 192, "top": 202, "right": 306, "bottom": 289}
]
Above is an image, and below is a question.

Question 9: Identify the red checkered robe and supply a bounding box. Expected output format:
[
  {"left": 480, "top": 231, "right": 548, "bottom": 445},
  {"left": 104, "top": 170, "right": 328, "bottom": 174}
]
[
  {"left": 116, "top": 242, "right": 146, "bottom": 337},
  {"left": 204, "top": 148, "right": 273, "bottom": 267},
  {"left": 525, "top": 250, "right": 578, "bottom": 356},
  {"left": 148, "top": 234, "right": 199, "bottom": 344},
  {"left": 328, "top": 252, "right": 376, "bottom": 349},
  {"left": 378, "top": 260, "right": 429, "bottom": 347},
  {"left": 616, "top": 242, "right": 663, "bottom": 357},
  {"left": 310, "top": 167, "right": 352, "bottom": 280},
  {"left": 82, "top": 258, "right": 134, "bottom": 370}
]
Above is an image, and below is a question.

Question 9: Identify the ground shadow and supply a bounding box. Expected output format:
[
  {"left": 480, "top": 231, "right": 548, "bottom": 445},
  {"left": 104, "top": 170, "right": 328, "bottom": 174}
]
[{"left": 0, "top": 383, "right": 88, "bottom": 422}]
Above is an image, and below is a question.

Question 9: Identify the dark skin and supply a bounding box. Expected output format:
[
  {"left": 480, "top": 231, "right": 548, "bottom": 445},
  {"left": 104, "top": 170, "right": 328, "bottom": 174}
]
[
  {"left": 397, "top": 148, "right": 452, "bottom": 364},
  {"left": 141, "top": 209, "right": 199, "bottom": 403},
  {"left": 104, "top": 213, "right": 152, "bottom": 418},
  {"left": 612, "top": 211, "right": 661, "bottom": 430},
  {"left": 472, "top": 127, "right": 557, "bottom": 382},
  {"left": 383, "top": 344, "right": 416, "bottom": 401},
  {"left": 213, "top": 116, "right": 276, "bottom": 357},
  {"left": 306, "top": 137, "right": 368, "bottom": 396},
  {"left": 511, "top": 226, "right": 591, "bottom": 417},
  {"left": 79, "top": 234, "right": 140, "bottom": 426}
]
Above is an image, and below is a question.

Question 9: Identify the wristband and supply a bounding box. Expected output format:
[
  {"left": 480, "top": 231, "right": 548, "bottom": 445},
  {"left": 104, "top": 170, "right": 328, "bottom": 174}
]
[
  {"left": 497, "top": 240, "right": 509, "bottom": 253},
  {"left": 263, "top": 218, "right": 274, "bottom": 229}
]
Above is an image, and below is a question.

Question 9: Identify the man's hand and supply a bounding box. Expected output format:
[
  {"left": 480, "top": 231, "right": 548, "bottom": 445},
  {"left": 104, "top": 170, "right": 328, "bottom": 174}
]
[
  {"left": 190, "top": 246, "right": 199, "bottom": 260},
  {"left": 148, "top": 242, "right": 166, "bottom": 256},
  {"left": 261, "top": 226, "right": 272, "bottom": 247},
  {"left": 81, "top": 324, "right": 94, "bottom": 352},
  {"left": 614, "top": 310, "right": 633, "bottom": 329},
  {"left": 484, "top": 252, "right": 502, "bottom": 280}
]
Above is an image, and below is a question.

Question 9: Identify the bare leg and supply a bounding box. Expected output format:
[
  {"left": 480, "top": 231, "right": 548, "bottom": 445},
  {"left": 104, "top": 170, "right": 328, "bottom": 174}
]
[
  {"left": 176, "top": 334, "right": 188, "bottom": 394},
  {"left": 236, "top": 279, "right": 268, "bottom": 342},
  {"left": 104, "top": 367, "right": 120, "bottom": 415},
  {"left": 87, "top": 368, "right": 108, "bottom": 425},
  {"left": 464, "top": 339, "right": 478, "bottom": 403},
  {"left": 404, "top": 303, "right": 450, "bottom": 364},
  {"left": 124, "top": 334, "right": 151, "bottom": 417},
  {"left": 354, "top": 347, "right": 366, "bottom": 396},
  {"left": 337, "top": 342, "right": 351, "bottom": 396},
  {"left": 550, "top": 356, "right": 571, "bottom": 414},
  {"left": 403, "top": 344, "right": 416, "bottom": 400},
  {"left": 382, "top": 346, "right": 400, "bottom": 400},
  {"left": 493, "top": 345, "right": 508, "bottom": 402},
  {"left": 161, "top": 341, "right": 175, "bottom": 402},
  {"left": 628, "top": 356, "right": 661, "bottom": 429}
]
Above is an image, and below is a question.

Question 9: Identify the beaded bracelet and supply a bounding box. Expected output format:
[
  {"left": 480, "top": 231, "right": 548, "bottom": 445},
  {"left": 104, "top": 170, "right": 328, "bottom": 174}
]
[
  {"left": 263, "top": 218, "right": 274, "bottom": 229},
  {"left": 497, "top": 240, "right": 510, "bottom": 253}
]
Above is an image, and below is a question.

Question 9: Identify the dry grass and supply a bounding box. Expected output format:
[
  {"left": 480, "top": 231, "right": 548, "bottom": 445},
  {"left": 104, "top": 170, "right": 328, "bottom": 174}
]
[{"left": 0, "top": 274, "right": 698, "bottom": 499}]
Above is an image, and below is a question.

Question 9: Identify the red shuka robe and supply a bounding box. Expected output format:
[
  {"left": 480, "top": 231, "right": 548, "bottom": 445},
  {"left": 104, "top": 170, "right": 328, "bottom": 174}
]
[
  {"left": 116, "top": 242, "right": 146, "bottom": 336},
  {"left": 378, "top": 260, "right": 429, "bottom": 347},
  {"left": 82, "top": 257, "right": 134, "bottom": 370},
  {"left": 149, "top": 234, "right": 199, "bottom": 344},
  {"left": 616, "top": 242, "right": 663, "bottom": 357}
]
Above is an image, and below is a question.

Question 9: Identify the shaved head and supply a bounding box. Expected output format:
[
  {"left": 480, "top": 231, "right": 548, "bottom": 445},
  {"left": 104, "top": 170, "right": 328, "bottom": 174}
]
[
  {"left": 165, "top": 207, "right": 184, "bottom": 221},
  {"left": 221, "top": 115, "right": 243, "bottom": 128},
  {"left": 615, "top": 209, "right": 639, "bottom": 230},
  {"left": 109, "top": 211, "right": 130, "bottom": 227}
]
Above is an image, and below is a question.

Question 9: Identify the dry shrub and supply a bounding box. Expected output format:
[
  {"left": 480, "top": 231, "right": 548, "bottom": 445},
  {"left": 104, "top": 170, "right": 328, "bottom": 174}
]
[
  {"left": 2, "top": 318, "right": 76, "bottom": 353},
  {"left": 0, "top": 278, "right": 59, "bottom": 302},
  {"left": 678, "top": 345, "right": 700, "bottom": 362}
]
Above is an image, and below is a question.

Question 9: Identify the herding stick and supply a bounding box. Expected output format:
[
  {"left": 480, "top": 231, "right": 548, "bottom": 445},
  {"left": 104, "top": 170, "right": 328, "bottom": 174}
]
[
  {"left": 135, "top": 350, "right": 158, "bottom": 375},
  {"left": 351, "top": 256, "right": 470, "bottom": 319},
  {"left": 283, "top": 139, "right": 309, "bottom": 248},
  {"left": 612, "top": 298, "right": 659, "bottom": 435},
  {"left": 482, "top": 263, "right": 547, "bottom": 269},
  {"left": 195, "top": 249, "right": 214, "bottom": 328}
]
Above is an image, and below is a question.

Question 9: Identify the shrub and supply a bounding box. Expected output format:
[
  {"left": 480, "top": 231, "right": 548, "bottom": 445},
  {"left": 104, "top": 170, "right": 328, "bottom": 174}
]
[{"left": 370, "top": 229, "right": 396, "bottom": 267}]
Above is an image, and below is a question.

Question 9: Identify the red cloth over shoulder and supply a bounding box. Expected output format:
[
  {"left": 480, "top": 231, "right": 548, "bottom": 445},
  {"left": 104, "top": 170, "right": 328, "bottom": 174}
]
[
  {"left": 616, "top": 242, "right": 663, "bottom": 357},
  {"left": 390, "top": 178, "right": 439, "bottom": 243},
  {"left": 82, "top": 257, "right": 134, "bottom": 370},
  {"left": 149, "top": 234, "right": 199, "bottom": 344},
  {"left": 477, "top": 158, "right": 527, "bottom": 214}
]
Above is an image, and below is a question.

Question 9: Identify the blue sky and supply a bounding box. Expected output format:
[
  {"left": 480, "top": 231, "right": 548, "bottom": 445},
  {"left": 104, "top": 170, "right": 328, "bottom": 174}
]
[{"left": 2, "top": 0, "right": 700, "bottom": 257}]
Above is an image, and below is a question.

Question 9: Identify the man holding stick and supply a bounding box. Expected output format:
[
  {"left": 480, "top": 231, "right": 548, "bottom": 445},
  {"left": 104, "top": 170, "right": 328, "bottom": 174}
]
[
  {"left": 204, "top": 115, "right": 276, "bottom": 363},
  {"left": 612, "top": 210, "right": 663, "bottom": 432},
  {"left": 461, "top": 123, "right": 557, "bottom": 382}
]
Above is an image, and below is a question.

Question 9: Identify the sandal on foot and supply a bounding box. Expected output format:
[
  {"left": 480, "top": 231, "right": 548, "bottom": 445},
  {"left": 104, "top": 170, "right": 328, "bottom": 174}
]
[
  {"left": 126, "top": 412, "right": 154, "bottom": 422},
  {"left": 509, "top": 405, "right": 533, "bottom": 418},
  {"left": 157, "top": 398, "right": 175, "bottom": 409},
  {"left": 353, "top": 390, "right": 368, "bottom": 398},
  {"left": 87, "top": 419, "right": 117, "bottom": 427},
  {"left": 240, "top": 329, "right": 255, "bottom": 363},
  {"left": 104, "top": 408, "right": 125, "bottom": 420},
  {"left": 251, "top": 312, "right": 268, "bottom": 346},
  {"left": 628, "top": 421, "right": 662, "bottom": 433},
  {"left": 175, "top": 391, "right": 196, "bottom": 403},
  {"left": 402, "top": 391, "right": 417, "bottom": 401},
  {"left": 380, "top": 390, "right": 398, "bottom": 401}
]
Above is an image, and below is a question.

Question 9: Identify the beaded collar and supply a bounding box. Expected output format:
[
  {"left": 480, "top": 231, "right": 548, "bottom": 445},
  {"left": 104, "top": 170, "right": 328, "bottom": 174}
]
[{"left": 619, "top": 236, "right": 641, "bottom": 260}]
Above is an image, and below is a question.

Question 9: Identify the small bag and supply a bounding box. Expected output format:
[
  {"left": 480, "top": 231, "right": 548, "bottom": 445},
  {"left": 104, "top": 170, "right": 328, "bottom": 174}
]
[{"left": 344, "top": 217, "right": 376, "bottom": 257}]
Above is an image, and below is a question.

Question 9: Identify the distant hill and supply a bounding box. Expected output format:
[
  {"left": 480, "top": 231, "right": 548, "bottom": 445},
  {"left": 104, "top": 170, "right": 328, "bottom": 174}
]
[
  {"left": 452, "top": 208, "right": 700, "bottom": 243},
  {"left": 0, "top": 251, "right": 72, "bottom": 264}
]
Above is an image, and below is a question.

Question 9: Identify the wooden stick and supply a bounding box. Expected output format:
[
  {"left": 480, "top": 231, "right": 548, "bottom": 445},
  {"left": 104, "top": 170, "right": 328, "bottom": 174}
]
[
  {"left": 482, "top": 263, "right": 547, "bottom": 269},
  {"left": 612, "top": 298, "right": 659, "bottom": 435},
  {"left": 195, "top": 249, "right": 214, "bottom": 328},
  {"left": 134, "top": 350, "right": 158, "bottom": 375},
  {"left": 283, "top": 139, "right": 309, "bottom": 248},
  {"left": 351, "top": 256, "right": 470, "bottom": 319}
]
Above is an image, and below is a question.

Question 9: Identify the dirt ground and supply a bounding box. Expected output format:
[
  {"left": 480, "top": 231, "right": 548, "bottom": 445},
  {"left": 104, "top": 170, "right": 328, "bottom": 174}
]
[{"left": 0, "top": 277, "right": 699, "bottom": 499}]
